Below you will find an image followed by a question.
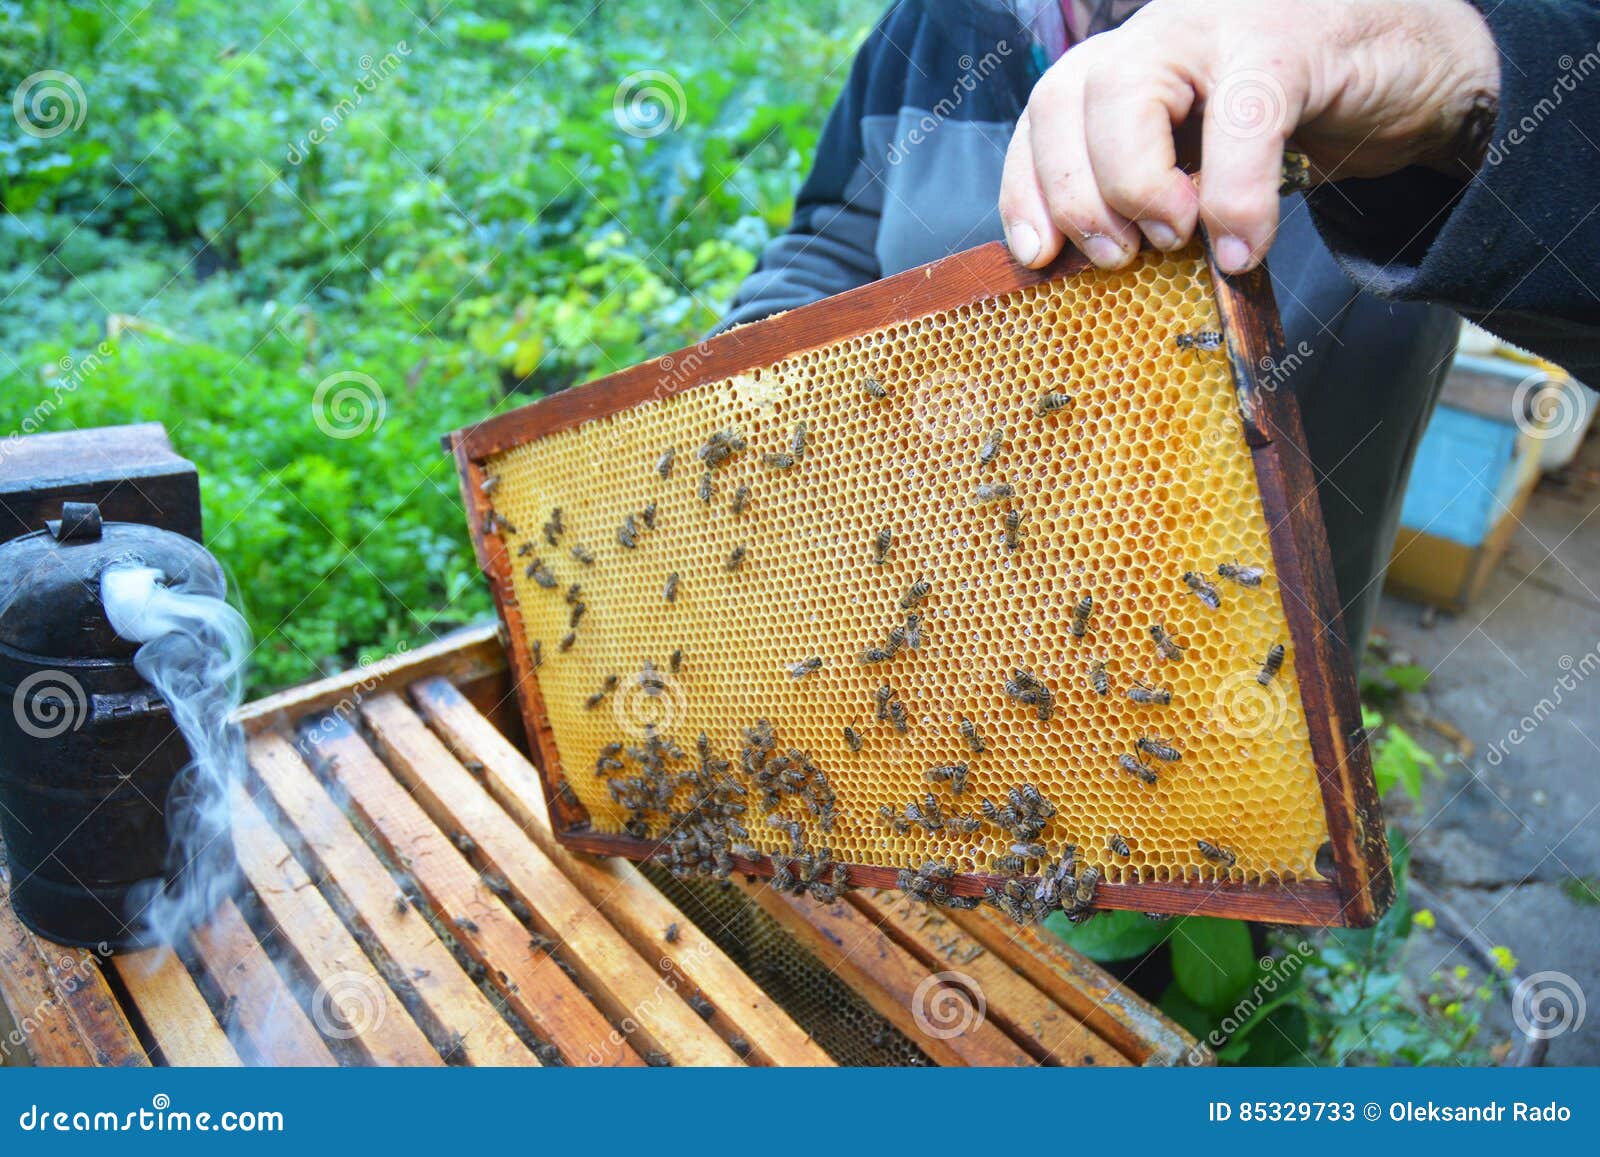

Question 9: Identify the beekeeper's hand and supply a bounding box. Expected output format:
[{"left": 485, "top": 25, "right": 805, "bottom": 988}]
[{"left": 999, "top": 0, "right": 1500, "bottom": 275}]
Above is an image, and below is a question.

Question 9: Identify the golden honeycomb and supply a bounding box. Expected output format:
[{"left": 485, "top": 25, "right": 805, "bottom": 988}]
[{"left": 484, "top": 245, "right": 1328, "bottom": 889}]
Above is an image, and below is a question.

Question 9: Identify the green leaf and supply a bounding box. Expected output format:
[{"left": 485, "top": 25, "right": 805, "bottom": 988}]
[
  {"left": 1043, "top": 909, "right": 1173, "bottom": 962},
  {"left": 1171, "top": 917, "right": 1256, "bottom": 1010}
]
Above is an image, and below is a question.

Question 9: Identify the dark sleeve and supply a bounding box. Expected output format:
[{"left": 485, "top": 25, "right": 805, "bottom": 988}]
[
  {"left": 1305, "top": 0, "right": 1600, "bottom": 383},
  {"left": 713, "top": 8, "right": 905, "bottom": 331}
]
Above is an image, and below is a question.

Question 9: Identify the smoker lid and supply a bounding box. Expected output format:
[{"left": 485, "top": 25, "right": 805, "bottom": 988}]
[{"left": 0, "top": 505, "right": 224, "bottom": 660}]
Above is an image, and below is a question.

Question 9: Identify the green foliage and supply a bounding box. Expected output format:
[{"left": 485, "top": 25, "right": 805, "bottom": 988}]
[
  {"left": 1043, "top": 909, "right": 1172, "bottom": 963},
  {"left": 1365, "top": 708, "right": 1441, "bottom": 804},
  {"left": 1, "top": 0, "right": 878, "bottom": 691}
]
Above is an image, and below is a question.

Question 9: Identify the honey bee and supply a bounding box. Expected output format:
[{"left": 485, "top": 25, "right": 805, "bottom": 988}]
[
  {"left": 525, "top": 560, "right": 557, "bottom": 589},
  {"left": 1258, "top": 643, "right": 1285, "bottom": 685},
  {"left": 1011, "top": 841, "right": 1047, "bottom": 859},
  {"left": 993, "top": 853, "right": 1026, "bottom": 876},
  {"left": 595, "top": 754, "right": 624, "bottom": 774},
  {"left": 862, "top": 375, "right": 888, "bottom": 400},
  {"left": 1127, "top": 679, "right": 1172, "bottom": 705},
  {"left": 899, "top": 579, "right": 931, "bottom": 609},
  {"left": 458, "top": 918, "right": 481, "bottom": 935},
  {"left": 669, "top": 647, "right": 684, "bottom": 673},
  {"left": 393, "top": 893, "right": 411, "bottom": 917},
  {"left": 771, "top": 858, "right": 797, "bottom": 891},
  {"left": 731, "top": 484, "right": 750, "bottom": 516},
  {"left": 697, "top": 429, "right": 745, "bottom": 466},
  {"left": 1071, "top": 594, "right": 1093, "bottom": 638},
  {"left": 878, "top": 804, "right": 911, "bottom": 834},
  {"left": 1217, "top": 561, "right": 1265, "bottom": 587},
  {"left": 1108, "top": 832, "right": 1131, "bottom": 857},
  {"left": 1196, "top": 839, "right": 1237, "bottom": 867},
  {"left": 542, "top": 508, "right": 563, "bottom": 545},
  {"left": 663, "top": 572, "right": 679, "bottom": 603},
  {"left": 617, "top": 518, "right": 639, "bottom": 550},
  {"left": 1182, "top": 570, "right": 1222, "bottom": 610},
  {"left": 1035, "top": 391, "right": 1074, "bottom": 414},
  {"left": 790, "top": 421, "right": 808, "bottom": 458},
  {"left": 872, "top": 528, "right": 893, "bottom": 566},
  {"left": 1003, "top": 509, "right": 1024, "bottom": 552},
  {"left": 1136, "top": 736, "right": 1182, "bottom": 763},
  {"left": 697, "top": 471, "right": 714, "bottom": 504},
  {"left": 569, "top": 544, "right": 594, "bottom": 566},
  {"left": 1118, "top": 753, "right": 1159, "bottom": 785},
  {"left": 687, "top": 993, "right": 716, "bottom": 1020},
  {"left": 568, "top": 600, "right": 587, "bottom": 628},
  {"left": 1150, "top": 623, "right": 1186, "bottom": 661},
  {"left": 1073, "top": 866, "right": 1100, "bottom": 908},
  {"left": 653, "top": 446, "right": 677, "bottom": 479},
  {"left": 642, "top": 500, "right": 658, "bottom": 530},
  {"left": 978, "top": 426, "right": 1004, "bottom": 465},
  {"left": 1089, "top": 659, "right": 1109, "bottom": 696},
  {"left": 874, "top": 684, "right": 893, "bottom": 720},
  {"left": 887, "top": 699, "right": 909, "bottom": 733},
  {"left": 559, "top": 631, "right": 576, "bottom": 652},
  {"left": 1019, "top": 784, "right": 1056, "bottom": 818},
  {"left": 844, "top": 726, "right": 863, "bottom": 752},
  {"left": 516, "top": 542, "right": 535, "bottom": 557},
  {"left": 1174, "top": 330, "right": 1224, "bottom": 351},
  {"left": 903, "top": 612, "right": 923, "bottom": 649},
  {"left": 948, "top": 815, "right": 982, "bottom": 833},
  {"left": 726, "top": 545, "right": 746, "bottom": 572},
  {"left": 789, "top": 656, "right": 823, "bottom": 680},
  {"left": 762, "top": 451, "right": 799, "bottom": 470},
  {"left": 564, "top": 583, "right": 582, "bottom": 604},
  {"left": 927, "top": 763, "right": 970, "bottom": 794},
  {"left": 859, "top": 644, "right": 895, "bottom": 664},
  {"left": 532, "top": 640, "right": 544, "bottom": 669},
  {"left": 959, "top": 716, "right": 984, "bottom": 754},
  {"left": 974, "top": 482, "right": 1015, "bottom": 504}
]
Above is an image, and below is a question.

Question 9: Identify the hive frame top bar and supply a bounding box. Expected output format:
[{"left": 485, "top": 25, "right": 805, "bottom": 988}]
[{"left": 448, "top": 237, "right": 1392, "bottom": 929}]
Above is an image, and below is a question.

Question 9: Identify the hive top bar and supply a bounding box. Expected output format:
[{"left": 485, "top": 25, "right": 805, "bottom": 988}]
[{"left": 449, "top": 240, "right": 1391, "bottom": 929}]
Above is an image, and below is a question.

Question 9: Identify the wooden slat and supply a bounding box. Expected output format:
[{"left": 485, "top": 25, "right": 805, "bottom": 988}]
[
  {"left": 855, "top": 889, "right": 1128, "bottom": 1067},
  {"left": 740, "top": 880, "right": 1035, "bottom": 1067},
  {"left": 113, "top": 950, "right": 241, "bottom": 1066},
  {"left": 949, "top": 907, "right": 1204, "bottom": 1065},
  {"left": 299, "top": 713, "right": 642, "bottom": 1067},
  {"left": 247, "top": 732, "right": 534, "bottom": 1066},
  {"left": 231, "top": 790, "right": 441, "bottom": 1066},
  {"left": 189, "top": 897, "right": 336, "bottom": 1066},
  {"left": 0, "top": 872, "right": 101, "bottom": 1066},
  {"left": 359, "top": 692, "right": 740, "bottom": 1067},
  {"left": 410, "top": 675, "right": 833, "bottom": 1067}
]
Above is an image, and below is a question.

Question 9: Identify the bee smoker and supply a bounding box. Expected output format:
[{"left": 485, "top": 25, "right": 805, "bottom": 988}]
[{"left": 0, "top": 501, "right": 227, "bottom": 949}]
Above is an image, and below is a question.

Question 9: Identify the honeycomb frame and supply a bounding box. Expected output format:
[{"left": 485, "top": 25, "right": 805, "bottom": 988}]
[{"left": 449, "top": 239, "right": 1391, "bottom": 928}]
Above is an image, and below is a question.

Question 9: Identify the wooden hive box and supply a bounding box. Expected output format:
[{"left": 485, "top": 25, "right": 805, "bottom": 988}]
[{"left": 0, "top": 628, "right": 1197, "bottom": 1067}]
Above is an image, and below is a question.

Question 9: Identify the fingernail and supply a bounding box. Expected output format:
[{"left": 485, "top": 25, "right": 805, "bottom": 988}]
[
  {"left": 1081, "top": 234, "right": 1125, "bottom": 268},
  {"left": 1007, "top": 221, "right": 1040, "bottom": 266},
  {"left": 1139, "top": 220, "right": 1181, "bottom": 250},
  {"left": 1216, "top": 235, "right": 1253, "bottom": 274}
]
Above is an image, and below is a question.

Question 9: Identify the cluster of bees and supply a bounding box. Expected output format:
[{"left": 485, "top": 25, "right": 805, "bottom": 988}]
[{"left": 477, "top": 340, "right": 1292, "bottom": 924}]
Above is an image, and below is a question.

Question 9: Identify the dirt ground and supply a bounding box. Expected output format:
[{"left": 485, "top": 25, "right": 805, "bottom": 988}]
[{"left": 1376, "top": 429, "right": 1600, "bottom": 1065}]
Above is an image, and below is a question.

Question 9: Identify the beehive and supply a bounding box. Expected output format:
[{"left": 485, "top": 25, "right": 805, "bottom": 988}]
[{"left": 451, "top": 240, "right": 1389, "bottom": 927}]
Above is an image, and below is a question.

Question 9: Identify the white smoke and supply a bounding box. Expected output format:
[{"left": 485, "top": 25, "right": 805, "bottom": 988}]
[{"left": 100, "top": 563, "right": 250, "bottom": 947}]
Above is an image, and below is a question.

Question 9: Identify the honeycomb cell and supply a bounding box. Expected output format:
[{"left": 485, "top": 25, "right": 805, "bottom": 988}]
[{"left": 483, "top": 246, "right": 1328, "bottom": 889}]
